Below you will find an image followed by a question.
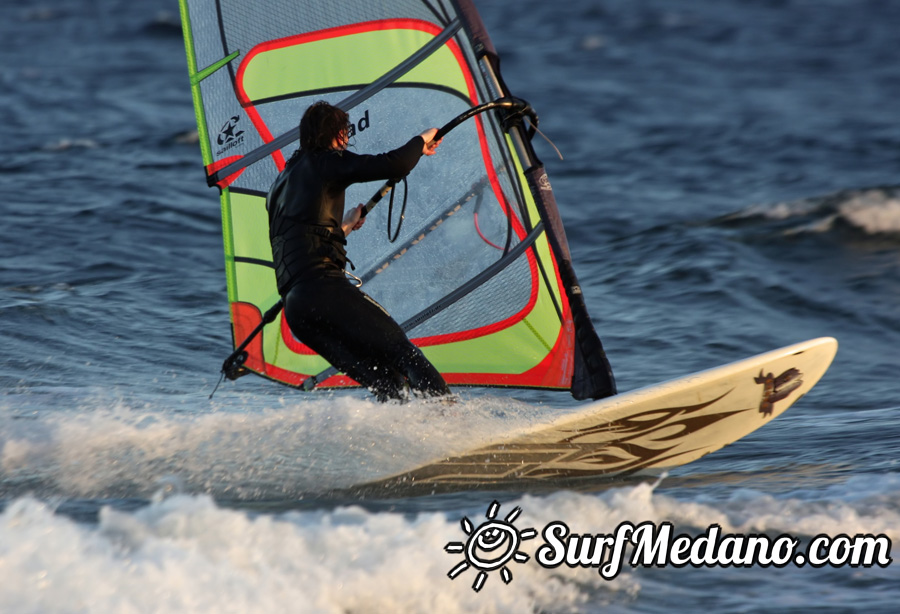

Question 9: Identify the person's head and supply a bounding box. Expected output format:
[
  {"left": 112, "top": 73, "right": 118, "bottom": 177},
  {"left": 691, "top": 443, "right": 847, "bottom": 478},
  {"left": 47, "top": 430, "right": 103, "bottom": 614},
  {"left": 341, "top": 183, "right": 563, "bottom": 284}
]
[{"left": 299, "top": 101, "right": 349, "bottom": 151}]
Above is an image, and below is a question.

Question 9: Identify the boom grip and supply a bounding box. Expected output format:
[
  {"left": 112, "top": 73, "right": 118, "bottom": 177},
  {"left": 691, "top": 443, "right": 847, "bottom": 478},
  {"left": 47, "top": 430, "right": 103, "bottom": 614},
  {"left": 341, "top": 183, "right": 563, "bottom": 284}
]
[{"left": 361, "top": 179, "right": 396, "bottom": 217}]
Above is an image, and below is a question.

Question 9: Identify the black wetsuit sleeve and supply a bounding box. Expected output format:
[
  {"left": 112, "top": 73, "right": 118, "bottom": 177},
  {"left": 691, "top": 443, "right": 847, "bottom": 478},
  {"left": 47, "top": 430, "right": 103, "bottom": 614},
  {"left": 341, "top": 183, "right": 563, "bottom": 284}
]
[{"left": 331, "top": 136, "right": 425, "bottom": 187}]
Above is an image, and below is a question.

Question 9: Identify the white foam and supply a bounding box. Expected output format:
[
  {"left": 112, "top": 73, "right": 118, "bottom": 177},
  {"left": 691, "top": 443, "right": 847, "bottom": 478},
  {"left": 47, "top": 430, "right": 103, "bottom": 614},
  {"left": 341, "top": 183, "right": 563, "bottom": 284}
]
[
  {"left": 747, "top": 199, "right": 820, "bottom": 221},
  {"left": 838, "top": 191, "right": 900, "bottom": 235},
  {"left": 1, "top": 474, "right": 897, "bottom": 614},
  {"left": 0, "top": 394, "right": 550, "bottom": 498},
  {"left": 0, "top": 494, "right": 620, "bottom": 614},
  {"left": 739, "top": 188, "right": 900, "bottom": 236}
]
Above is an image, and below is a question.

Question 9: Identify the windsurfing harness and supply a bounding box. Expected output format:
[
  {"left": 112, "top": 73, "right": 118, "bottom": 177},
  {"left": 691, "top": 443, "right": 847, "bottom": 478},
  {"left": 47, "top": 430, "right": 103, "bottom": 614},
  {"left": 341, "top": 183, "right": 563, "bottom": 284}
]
[{"left": 179, "top": 0, "right": 617, "bottom": 399}]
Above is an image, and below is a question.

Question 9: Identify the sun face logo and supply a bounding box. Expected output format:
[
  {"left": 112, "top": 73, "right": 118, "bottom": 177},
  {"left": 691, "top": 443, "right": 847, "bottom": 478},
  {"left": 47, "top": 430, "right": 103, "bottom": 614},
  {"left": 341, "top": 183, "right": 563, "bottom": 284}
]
[{"left": 445, "top": 501, "right": 537, "bottom": 592}]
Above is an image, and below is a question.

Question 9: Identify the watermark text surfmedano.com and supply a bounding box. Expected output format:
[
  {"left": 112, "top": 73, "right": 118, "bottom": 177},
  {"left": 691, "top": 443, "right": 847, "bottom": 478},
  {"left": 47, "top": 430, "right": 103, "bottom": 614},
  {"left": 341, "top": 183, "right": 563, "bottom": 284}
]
[
  {"left": 535, "top": 520, "right": 893, "bottom": 580},
  {"left": 446, "top": 502, "right": 893, "bottom": 592}
]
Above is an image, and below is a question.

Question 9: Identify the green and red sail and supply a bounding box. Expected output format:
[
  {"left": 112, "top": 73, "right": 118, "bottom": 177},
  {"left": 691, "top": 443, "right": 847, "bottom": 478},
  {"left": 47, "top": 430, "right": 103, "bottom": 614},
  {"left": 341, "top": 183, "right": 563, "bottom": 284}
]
[{"left": 179, "top": 0, "right": 615, "bottom": 399}]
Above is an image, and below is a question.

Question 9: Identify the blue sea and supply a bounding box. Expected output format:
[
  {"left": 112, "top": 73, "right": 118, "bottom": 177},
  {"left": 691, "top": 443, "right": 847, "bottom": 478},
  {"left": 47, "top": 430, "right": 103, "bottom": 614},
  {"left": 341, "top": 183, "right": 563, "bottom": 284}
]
[{"left": 2, "top": 0, "right": 899, "bottom": 612}]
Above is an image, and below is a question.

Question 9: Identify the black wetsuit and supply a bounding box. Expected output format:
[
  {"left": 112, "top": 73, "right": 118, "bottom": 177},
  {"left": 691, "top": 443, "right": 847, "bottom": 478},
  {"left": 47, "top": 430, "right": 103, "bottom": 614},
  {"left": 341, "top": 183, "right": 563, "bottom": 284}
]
[{"left": 267, "top": 136, "right": 450, "bottom": 401}]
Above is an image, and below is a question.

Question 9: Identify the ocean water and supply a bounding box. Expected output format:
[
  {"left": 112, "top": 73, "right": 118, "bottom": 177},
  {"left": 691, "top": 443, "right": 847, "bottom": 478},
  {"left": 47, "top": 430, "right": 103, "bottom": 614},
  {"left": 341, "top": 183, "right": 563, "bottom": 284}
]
[{"left": 2, "top": 0, "right": 899, "bottom": 612}]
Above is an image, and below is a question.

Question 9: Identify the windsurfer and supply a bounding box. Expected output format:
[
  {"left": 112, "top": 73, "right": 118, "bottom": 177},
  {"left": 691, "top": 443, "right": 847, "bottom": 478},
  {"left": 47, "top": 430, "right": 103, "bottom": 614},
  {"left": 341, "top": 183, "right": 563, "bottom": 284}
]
[{"left": 267, "top": 101, "right": 451, "bottom": 402}]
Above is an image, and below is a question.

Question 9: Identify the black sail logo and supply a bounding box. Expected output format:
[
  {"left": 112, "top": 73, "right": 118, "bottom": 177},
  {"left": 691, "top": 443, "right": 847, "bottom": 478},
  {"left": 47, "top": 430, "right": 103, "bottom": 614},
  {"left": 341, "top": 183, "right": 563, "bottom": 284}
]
[{"left": 216, "top": 115, "right": 245, "bottom": 156}]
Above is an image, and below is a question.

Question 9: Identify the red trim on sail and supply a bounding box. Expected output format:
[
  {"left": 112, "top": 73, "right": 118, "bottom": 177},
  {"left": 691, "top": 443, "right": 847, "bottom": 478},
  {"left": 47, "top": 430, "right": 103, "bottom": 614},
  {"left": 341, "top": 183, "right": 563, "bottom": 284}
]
[
  {"left": 207, "top": 156, "right": 246, "bottom": 189},
  {"left": 233, "top": 292, "right": 574, "bottom": 390},
  {"left": 260, "top": 298, "right": 575, "bottom": 392},
  {"left": 409, "top": 253, "right": 540, "bottom": 347},
  {"left": 441, "top": 310, "right": 575, "bottom": 389},
  {"left": 264, "top": 307, "right": 575, "bottom": 391},
  {"left": 262, "top": 361, "right": 360, "bottom": 389},
  {"left": 230, "top": 302, "right": 266, "bottom": 374},
  {"left": 280, "top": 315, "right": 317, "bottom": 355}
]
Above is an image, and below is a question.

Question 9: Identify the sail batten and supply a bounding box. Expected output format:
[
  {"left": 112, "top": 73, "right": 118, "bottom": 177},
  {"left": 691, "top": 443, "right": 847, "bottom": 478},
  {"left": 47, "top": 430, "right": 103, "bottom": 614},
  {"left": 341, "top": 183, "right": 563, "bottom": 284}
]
[{"left": 180, "top": 0, "right": 616, "bottom": 398}]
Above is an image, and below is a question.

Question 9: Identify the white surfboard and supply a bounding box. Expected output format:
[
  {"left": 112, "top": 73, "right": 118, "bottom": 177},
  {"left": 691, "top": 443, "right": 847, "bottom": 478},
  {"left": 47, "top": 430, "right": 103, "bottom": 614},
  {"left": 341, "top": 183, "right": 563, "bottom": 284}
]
[{"left": 358, "top": 337, "right": 837, "bottom": 491}]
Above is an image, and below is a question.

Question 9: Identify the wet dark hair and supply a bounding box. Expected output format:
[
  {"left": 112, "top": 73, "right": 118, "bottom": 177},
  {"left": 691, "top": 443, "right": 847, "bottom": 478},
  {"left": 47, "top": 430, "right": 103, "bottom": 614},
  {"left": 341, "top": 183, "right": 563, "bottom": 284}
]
[{"left": 298, "top": 101, "right": 349, "bottom": 152}]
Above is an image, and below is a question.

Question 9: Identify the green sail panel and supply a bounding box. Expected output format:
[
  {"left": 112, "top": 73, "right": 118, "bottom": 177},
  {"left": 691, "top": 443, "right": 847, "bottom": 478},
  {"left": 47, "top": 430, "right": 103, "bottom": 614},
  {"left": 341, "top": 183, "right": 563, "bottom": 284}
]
[{"left": 179, "top": 0, "right": 615, "bottom": 398}]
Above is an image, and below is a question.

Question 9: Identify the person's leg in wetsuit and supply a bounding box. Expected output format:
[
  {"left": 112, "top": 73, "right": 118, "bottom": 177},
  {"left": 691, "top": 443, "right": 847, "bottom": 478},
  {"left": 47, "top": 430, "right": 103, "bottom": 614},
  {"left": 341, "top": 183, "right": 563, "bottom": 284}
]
[{"left": 284, "top": 278, "right": 450, "bottom": 402}]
